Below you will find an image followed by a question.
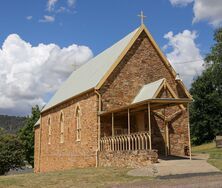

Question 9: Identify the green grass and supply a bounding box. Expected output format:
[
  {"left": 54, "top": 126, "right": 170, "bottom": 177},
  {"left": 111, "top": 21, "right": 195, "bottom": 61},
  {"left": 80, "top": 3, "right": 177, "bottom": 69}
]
[
  {"left": 0, "top": 167, "right": 152, "bottom": 188},
  {"left": 192, "top": 142, "right": 222, "bottom": 171},
  {"left": 1, "top": 144, "right": 220, "bottom": 188}
]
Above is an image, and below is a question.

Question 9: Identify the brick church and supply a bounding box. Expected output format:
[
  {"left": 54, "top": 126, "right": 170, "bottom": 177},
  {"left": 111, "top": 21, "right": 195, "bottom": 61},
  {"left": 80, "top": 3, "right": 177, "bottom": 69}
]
[{"left": 34, "top": 23, "right": 192, "bottom": 173}]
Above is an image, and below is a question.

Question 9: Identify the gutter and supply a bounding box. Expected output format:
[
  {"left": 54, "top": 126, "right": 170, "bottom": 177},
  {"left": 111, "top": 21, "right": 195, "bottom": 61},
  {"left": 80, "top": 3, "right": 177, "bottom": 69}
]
[{"left": 41, "top": 88, "right": 95, "bottom": 114}]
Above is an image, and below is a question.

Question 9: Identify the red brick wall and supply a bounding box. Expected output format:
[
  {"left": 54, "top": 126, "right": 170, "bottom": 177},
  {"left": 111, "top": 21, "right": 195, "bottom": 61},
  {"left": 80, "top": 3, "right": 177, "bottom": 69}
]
[
  {"left": 168, "top": 107, "right": 189, "bottom": 156},
  {"left": 99, "top": 31, "right": 189, "bottom": 156},
  {"left": 34, "top": 92, "right": 98, "bottom": 173},
  {"left": 34, "top": 126, "right": 40, "bottom": 173},
  {"left": 100, "top": 31, "right": 187, "bottom": 111},
  {"left": 151, "top": 113, "right": 166, "bottom": 155},
  {"left": 151, "top": 107, "right": 189, "bottom": 156}
]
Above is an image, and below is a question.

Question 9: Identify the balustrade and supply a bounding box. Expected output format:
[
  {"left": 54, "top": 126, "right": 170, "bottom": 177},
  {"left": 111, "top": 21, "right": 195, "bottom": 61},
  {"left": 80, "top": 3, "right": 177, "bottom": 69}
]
[{"left": 100, "top": 131, "right": 151, "bottom": 151}]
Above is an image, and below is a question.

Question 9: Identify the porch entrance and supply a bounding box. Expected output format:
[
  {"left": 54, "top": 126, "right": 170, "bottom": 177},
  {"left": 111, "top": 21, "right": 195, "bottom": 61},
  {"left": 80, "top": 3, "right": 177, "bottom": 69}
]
[
  {"left": 100, "top": 108, "right": 152, "bottom": 151},
  {"left": 99, "top": 98, "right": 192, "bottom": 158}
]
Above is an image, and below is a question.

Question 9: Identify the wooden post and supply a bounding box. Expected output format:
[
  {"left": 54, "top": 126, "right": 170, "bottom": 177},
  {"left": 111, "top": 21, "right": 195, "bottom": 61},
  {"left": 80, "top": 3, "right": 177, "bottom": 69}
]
[
  {"left": 187, "top": 103, "right": 192, "bottom": 160},
  {"left": 164, "top": 122, "right": 167, "bottom": 156},
  {"left": 148, "top": 103, "right": 152, "bottom": 150},
  {"left": 128, "top": 109, "right": 130, "bottom": 135},
  {"left": 112, "top": 113, "right": 114, "bottom": 137},
  {"left": 166, "top": 123, "right": 169, "bottom": 156},
  {"left": 164, "top": 108, "right": 168, "bottom": 156}
]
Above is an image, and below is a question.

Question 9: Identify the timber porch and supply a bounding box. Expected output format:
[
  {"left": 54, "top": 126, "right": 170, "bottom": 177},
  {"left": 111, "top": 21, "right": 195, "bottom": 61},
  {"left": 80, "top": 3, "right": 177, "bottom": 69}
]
[
  {"left": 98, "top": 98, "right": 192, "bottom": 167},
  {"left": 97, "top": 78, "right": 192, "bottom": 167}
]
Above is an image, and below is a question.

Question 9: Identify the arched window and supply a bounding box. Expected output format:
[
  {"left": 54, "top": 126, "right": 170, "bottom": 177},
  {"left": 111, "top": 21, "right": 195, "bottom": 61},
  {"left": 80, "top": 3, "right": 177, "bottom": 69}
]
[
  {"left": 60, "top": 112, "right": 64, "bottom": 143},
  {"left": 76, "top": 106, "right": 81, "bottom": 141},
  {"left": 48, "top": 117, "right": 52, "bottom": 144}
]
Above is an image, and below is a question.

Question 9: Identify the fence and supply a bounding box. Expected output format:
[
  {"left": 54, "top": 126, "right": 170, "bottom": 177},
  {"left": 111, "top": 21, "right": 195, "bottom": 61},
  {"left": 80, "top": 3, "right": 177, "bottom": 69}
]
[{"left": 100, "top": 131, "right": 151, "bottom": 151}]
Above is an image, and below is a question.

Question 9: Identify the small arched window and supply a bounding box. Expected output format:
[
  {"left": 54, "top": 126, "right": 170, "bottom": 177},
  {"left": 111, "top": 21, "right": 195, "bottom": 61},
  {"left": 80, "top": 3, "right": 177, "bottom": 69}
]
[
  {"left": 60, "top": 112, "right": 64, "bottom": 143},
  {"left": 76, "top": 106, "right": 81, "bottom": 141},
  {"left": 48, "top": 117, "right": 51, "bottom": 144}
]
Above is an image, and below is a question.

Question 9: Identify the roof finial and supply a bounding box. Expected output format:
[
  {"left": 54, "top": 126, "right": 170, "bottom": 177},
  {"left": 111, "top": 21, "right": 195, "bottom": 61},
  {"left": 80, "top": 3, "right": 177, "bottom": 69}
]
[{"left": 138, "top": 11, "right": 146, "bottom": 25}]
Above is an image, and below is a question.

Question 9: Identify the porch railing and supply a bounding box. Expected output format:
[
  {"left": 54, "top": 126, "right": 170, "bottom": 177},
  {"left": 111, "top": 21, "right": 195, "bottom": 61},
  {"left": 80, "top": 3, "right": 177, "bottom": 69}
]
[{"left": 100, "top": 131, "right": 151, "bottom": 151}]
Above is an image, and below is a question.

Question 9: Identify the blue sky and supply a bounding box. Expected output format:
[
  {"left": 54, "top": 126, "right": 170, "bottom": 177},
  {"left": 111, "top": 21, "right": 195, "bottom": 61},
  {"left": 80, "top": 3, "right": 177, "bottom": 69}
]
[
  {"left": 0, "top": 0, "right": 214, "bottom": 54},
  {"left": 0, "top": 0, "right": 221, "bottom": 116}
]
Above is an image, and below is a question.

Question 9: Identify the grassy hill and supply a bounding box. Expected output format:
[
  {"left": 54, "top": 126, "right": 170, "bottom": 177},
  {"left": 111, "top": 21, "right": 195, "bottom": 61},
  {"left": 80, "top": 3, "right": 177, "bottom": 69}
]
[
  {"left": 0, "top": 115, "right": 26, "bottom": 134},
  {"left": 192, "top": 142, "right": 222, "bottom": 170}
]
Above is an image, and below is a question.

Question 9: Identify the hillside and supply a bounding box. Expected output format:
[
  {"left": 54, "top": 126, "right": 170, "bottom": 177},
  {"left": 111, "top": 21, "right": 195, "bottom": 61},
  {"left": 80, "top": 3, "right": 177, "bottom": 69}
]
[
  {"left": 192, "top": 142, "right": 222, "bottom": 171},
  {"left": 0, "top": 115, "right": 26, "bottom": 134}
]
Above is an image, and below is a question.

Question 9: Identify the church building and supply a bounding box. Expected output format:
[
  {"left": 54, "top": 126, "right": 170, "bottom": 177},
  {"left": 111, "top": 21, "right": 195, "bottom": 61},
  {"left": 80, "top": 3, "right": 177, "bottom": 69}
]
[{"left": 34, "top": 22, "right": 192, "bottom": 173}]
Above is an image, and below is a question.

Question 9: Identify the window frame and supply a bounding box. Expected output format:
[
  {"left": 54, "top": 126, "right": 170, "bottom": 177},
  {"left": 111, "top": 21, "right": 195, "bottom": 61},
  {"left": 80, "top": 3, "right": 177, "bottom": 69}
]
[
  {"left": 75, "top": 105, "right": 81, "bottom": 142},
  {"left": 59, "top": 111, "right": 64, "bottom": 144},
  {"left": 48, "top": 116, "right": 52, "bottom": 145}
]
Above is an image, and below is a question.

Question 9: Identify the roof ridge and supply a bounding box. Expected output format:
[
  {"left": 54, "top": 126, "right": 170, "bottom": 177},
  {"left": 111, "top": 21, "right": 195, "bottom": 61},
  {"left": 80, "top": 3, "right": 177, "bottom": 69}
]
[
  {"left": 73, "top": 26, "right": 140, "bottom": 73},
  {"left": 42, "top": 26, "right": 140, "bottom": 112}
]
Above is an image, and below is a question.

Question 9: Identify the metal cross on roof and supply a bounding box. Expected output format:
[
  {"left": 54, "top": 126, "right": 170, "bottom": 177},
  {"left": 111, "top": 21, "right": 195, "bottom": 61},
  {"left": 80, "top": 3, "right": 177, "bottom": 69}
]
[{"left": 138, "top": 11, "right": 146, "bottom": 25}]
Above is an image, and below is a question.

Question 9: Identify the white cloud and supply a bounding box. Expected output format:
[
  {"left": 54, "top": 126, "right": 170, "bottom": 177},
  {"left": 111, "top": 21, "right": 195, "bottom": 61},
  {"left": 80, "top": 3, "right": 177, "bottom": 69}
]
[
  {"left": 0, "top": 34, "right": 93, "bottom": 115},
  {"left": 47, "top": 0, "right": 58, "bottom": 12},
  {"left": 169, "top": 0, "right": 222, "bottom": 27},
  {"left": 193, "top": 0, "right": 222, "bottom": 27},
  {"left": 56, "top": 6, "right": 66, "bottom": 13},
  {"left": 26, "top": 16, "right": 32, "bottom": 20},
  {"left": 169, "top": 0, "right": 193, "bottom": 6},
  {"left": 163, "top": 30, "right": 204, "bottom": 87},
  {"left": 67, "top": 0, "right": 76, "bottom": 8},
  {"left": 46, "top": 0, "right": 76, "bottom": 14},
  {"left": 39, "top": 15, "right": 55, "bottom": 23}
]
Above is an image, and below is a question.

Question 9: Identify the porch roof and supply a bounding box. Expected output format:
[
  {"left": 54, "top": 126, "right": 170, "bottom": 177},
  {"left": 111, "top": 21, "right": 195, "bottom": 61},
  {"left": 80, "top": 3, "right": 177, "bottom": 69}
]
[
  {"left": 100, "top": 78, "right": 193, "bottom": 116},
  {"left": 132, "top": 78, "right": 165, "bottom": 104},
  {"left": 99, "top": 98, "right": 192, "bottom": 116}
]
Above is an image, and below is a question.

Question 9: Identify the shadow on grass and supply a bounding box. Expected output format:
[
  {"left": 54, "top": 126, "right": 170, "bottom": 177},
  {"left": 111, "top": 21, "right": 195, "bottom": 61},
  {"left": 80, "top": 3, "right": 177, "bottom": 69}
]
[
  {"left": 158, "top": 155, "right": 202, "bottom": 161},
  {"left": 158, "top": 171, "right": 222, "bottom": 180}
]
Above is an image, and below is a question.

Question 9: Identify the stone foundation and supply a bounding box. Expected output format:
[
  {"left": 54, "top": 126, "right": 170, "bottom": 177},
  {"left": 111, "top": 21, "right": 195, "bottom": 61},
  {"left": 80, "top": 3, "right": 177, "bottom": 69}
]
[{"left": 98, "top": 150, "right": 158, "bottom": 168}]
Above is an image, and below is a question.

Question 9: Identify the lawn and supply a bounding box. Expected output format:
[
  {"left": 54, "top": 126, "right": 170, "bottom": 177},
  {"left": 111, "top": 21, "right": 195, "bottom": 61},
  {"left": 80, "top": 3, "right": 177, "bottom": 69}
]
[
  {"left": 192, "top": 142, "right": 222, "bottom": 171},
  {"left": 0, "top": 167, "right": 152, "bottom": 188},
  {"left": 1, "top": 143, "right": 221, "bottom": 188}
]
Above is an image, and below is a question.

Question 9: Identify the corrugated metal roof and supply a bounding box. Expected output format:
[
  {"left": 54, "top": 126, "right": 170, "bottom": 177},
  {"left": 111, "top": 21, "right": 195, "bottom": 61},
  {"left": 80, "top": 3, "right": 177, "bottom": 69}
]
[
  {"left": 132, "top": 78, "right": 165, "bottom": 104},
  {"left": 42, "top": 27, "right": 140, "bottom": 112}
]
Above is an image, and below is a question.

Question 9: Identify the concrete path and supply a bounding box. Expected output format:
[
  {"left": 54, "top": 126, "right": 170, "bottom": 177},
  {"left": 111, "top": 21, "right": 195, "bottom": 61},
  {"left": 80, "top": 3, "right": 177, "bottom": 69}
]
[{"left": 127, "top": 153, "right": 220, "bottom": 177}]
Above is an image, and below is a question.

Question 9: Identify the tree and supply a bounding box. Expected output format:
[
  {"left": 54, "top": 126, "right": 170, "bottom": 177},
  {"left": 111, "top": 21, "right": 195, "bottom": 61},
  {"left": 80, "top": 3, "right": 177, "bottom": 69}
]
[
  {"left": 190, "top": 28, "right": 222, "bottom": 145},
  {"left": 0, "top": 133, "right": 24, "bottom": 175},
  {"left": 19, "top": 105, "right": 40, "bottom": 167},
  {"left": 0, "top": 128, "right": 5, "bottom": 136}
]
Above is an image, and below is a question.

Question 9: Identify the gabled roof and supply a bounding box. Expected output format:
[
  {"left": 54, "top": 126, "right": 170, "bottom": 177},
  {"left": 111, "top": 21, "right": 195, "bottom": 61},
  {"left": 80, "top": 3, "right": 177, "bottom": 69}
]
[
  {"left": 132, "top": 78, "right": 187, "bottom": 110},
  {"left": 42, "top": 27, "right": 140, "bottom": 112},
  {"left": 132, "top": 78, "right": 165, "bottom": 104},
  {"left": 42, "top": 24, "right": 191, "bottom": 112}
]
